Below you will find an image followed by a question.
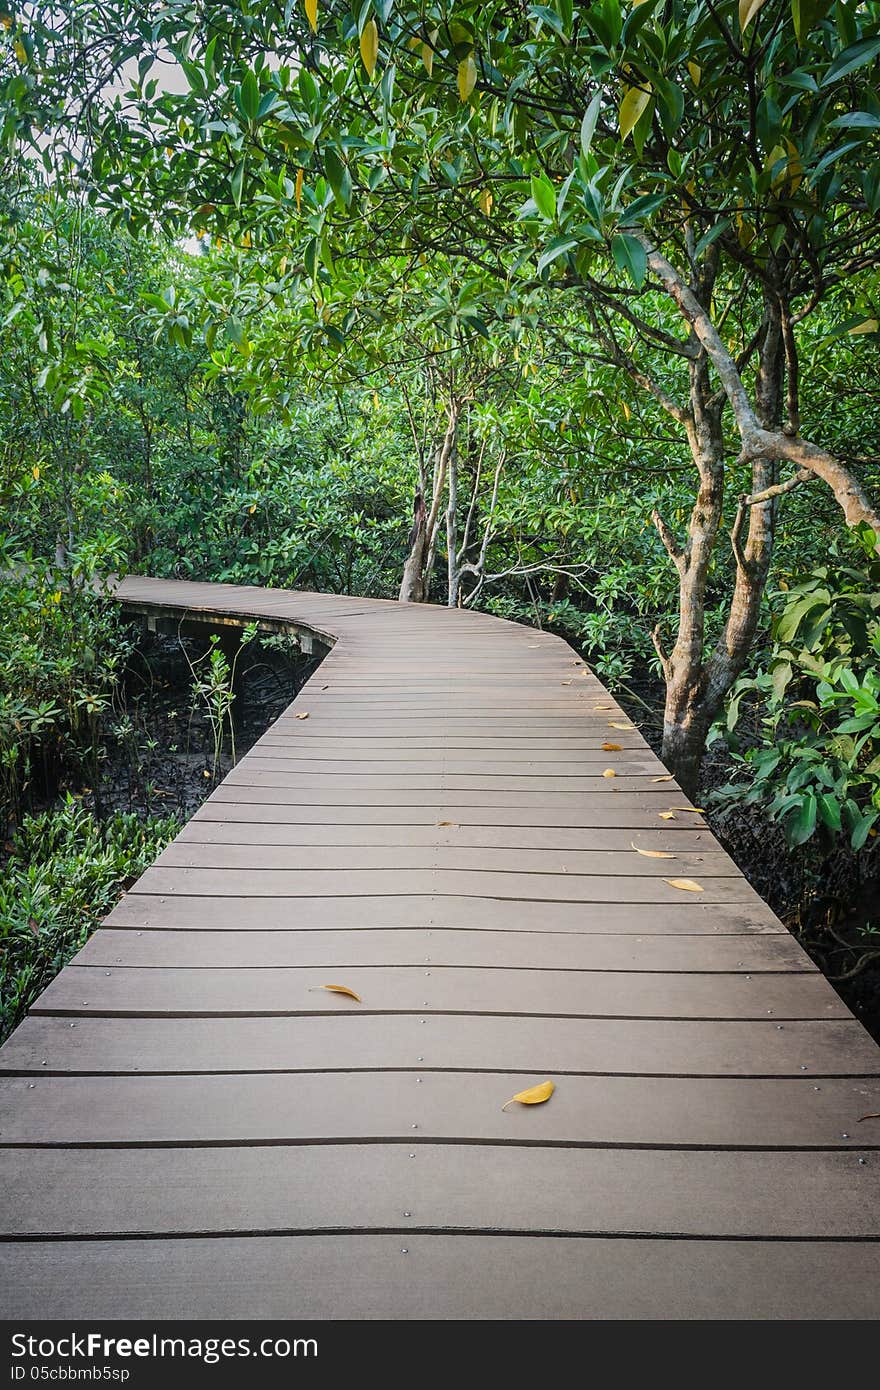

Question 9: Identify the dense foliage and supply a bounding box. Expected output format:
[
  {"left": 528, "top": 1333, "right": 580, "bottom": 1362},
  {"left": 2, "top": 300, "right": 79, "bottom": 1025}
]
[
  {"left": 0, "top": 4, "right": 879, "bottom": 1014},
  {"left": 0, "top": 803, "right": 179, "bottom": 1041}
]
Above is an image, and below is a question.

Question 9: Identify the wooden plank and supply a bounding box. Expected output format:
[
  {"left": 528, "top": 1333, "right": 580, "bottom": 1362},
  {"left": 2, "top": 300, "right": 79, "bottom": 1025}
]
[
  {"left": 31, "top": 964, "right": 839, "bottom": 1019},
  {"left": 1, "top": 1145, "right": 875, "bottom": 1239},
  {"left": 129, "top": 865, "right": 764, "bottom": 904},
  {"left": 244, "top": 749, "right": 656, "bottom": 767},
  {"left": 154, "top": 842, "right": 740, "bottom": 877},
  {"left": 178, "top": 820, "right": 722, "bottom": 850},
  {"left": 73, "top": 926, "right": 810, "bottom": 971},
  {"left": 196, "top": 793, "right": 720, "bottom": 828},
  {"left": 1, "top": 1071, "right": 877, "bottom": 1146},
  {"left": 2, "top": 571, "right": 877, "bottom": 1322},
  {"left": 4, "top": 1234, "right": 880, "bottom": 1320},
  {"left": 3, "top": 1014, "right": 873, "bottom": 1078},
  {"left": 204, "top": 784, "right": 709, "bottom": 811},
  {"left": 223, "top": 768, "right": 665, "bottom": 787},
  {"left": 105, "top": 893, "right": 785, "bottom": 934}
]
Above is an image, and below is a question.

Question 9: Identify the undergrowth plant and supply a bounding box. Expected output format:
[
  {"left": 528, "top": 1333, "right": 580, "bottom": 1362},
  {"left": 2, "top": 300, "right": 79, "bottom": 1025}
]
[
  {"left": 183, "top": 623, "right": 258, "bottom": 778},
  {"left": 715, "top": 528, "right": 880, "bottom": 852},
  {"left": 0, "top": 552, "right": 135, "bottom": 828},
  {"left": 0, "top": 802, "right": 179, "bottom": 1041}
]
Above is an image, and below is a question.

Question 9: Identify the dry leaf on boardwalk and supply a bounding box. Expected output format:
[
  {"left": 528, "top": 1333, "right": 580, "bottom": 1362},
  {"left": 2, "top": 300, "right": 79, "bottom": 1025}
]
[
  {"left": 602, "top": 742, "right": 622, "bottom": 751},
  {"left": 858, "top": 1112, "right": 880, "bottom": 1122},
  {"left": 631, "top": 843, "right": 674, "bottom": 859},
  {"left": 651, "top": 775, "right": 674, "bottom": 783},
  {"left": 608, "top": 721, "right": 633, "bottom": 730},
  {"left": 663, "top": 878, "right": 704, "bottom": 893},
  {"left": 436, "top": 820, "right": 459, "bottom": 827},
  {"left": 295, "top": 712, "right": 310, "bottom": 720},
  {"left": 602, "top": 768, "right": 617, "bottom": 778},
  {"left": 668, "top": 805, "right": 705, "bottom": 813},
  {"left": 502, "top": 1080, "right": 555, "bottom": 1112},
  {"left": 658, "top": 811, "right": 677, "bottom": 820},
  {"left": 309, "top": 984, "right": 362, "bottom": 1001},
  {"left": 591, "top": 704, "right": 613, "bottom": 710}
]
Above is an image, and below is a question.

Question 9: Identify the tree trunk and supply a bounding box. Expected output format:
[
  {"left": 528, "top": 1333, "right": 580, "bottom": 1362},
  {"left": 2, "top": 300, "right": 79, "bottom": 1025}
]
[
  {"left": 656, "top": 284, "right": 790, "bottom": 796},
  {"left": 399, "top": 491, "right": 427, "bottom": 603},
  {"left": 398, "top": 402, "right": 459, "bottom": 604},
  {"left": 659, "top": 688, "right": 714, "bottom": 802},
  {"left": 446, "top": 442, "right": 459, "bottom": 607}
]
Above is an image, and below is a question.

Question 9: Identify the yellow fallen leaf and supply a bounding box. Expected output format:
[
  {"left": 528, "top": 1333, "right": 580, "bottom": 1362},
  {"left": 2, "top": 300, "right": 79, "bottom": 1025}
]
[
  {"left": 436, "top": 820, "right": 458, "bottom": 827},
  {"left": 651, "top": 775, "right": 674, "bottom": 783},
  {"left": 502, "top": 1079, "right": 555, "bottom": 1112},
  {"left": 663, "top": 878, "right": 704, "bottom": 893},
  {"left": 602, "top": 768, "right": 616, "bottom": 778},
  {"left": 295, "top": 712, "right": 310, "bottom": 720},
  {"left": 561, "top": 680, "right": 572, "bottom": 686},
  {"left": 602, "top": 742, "right": 622, "bottom": 751},
  {"left": 591, "top": 704, "right": 613, "bottom": 710},
  {"left": 668, "top": 806, "right": 705, "bottom": 813},
  {"left": 608, "top": 721, "right": 633, "bottom": 730},
  {"left": 309, "top": 984, "right": 362, "bottom": 1001},
  {"left": 631, "top": 842, "right": 674, "bottom": 859},
  {"left": 659, "top": 811, "right": 677, "bottom": 820}
]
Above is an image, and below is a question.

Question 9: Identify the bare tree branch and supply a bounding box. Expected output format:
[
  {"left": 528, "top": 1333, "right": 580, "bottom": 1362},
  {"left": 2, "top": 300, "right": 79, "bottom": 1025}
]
[{"left": 651, "top": 508, "right": 686, "bottom": 574}]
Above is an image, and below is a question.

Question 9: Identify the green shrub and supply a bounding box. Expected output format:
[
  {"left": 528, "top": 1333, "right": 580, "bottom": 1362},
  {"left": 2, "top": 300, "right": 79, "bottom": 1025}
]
[
  {"left": 716, "top": 529, "right": 880, "bottom": 851},
  {"left": 0, "top": 554, "right": 134, "bottom": 824},
  {"left": 0, "top": 802, "right": 179, "bottom": 1042}
]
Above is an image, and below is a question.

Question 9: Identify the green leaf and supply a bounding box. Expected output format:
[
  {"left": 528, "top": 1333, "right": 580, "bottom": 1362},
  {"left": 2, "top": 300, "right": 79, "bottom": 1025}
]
[
  {"left": 822, "top": 37, "right": 880, "bottom": 87},
  {"left": 791, "top": 0, "right": 832, "bottom": 46},
  {"left": 230, "top": 158, "right": 246, "bottom": 208},
  {"left": 536, "top": 235, "right": 578, "bottom": 274},
  {"left": 611, "top": 233, "right": 647, "bottom": 288},
  {"left": 776, "top": 592, "right": 828, "bottom": 643},
  {"left": 771, "top": 661, "right": 793, "bottom": 701},
  {"left": 787, "top": 792, "right": 817, "bottom": 846},
  {"left": 619, "top": 192, "right": 668, "bottom": 225},
  {"left": 851, "top": 810, "right": 878, "bottom": 852},
  {"left": 817, "top": 793, "right": 842, "bottom": 832},
  {"left": 829, "top": 112, "right": 880, "bottom": 130},
  {"left": 323, "top": 147, "right": 351, "bottom": 206},
  {"left": 580, "top": 91, "right": 602, "bottom": 159},
  {"left": 238, "top": 70, "right": 259, "bottom": 123},
  {"left": 530, "top": 174, "right": 557, "bottom": 220}
]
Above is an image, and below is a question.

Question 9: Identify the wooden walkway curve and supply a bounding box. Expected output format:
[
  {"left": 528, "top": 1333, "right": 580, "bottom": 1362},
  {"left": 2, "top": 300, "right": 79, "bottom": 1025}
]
[{"left": 1, "top": 575, "right": 879, "bottom": 1319}]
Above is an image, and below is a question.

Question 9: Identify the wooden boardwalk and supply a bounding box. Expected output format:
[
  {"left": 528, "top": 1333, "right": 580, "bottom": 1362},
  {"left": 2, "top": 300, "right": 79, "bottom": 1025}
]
[{"left": 2, "top": 575, "right": 879, "bottom": 1319}]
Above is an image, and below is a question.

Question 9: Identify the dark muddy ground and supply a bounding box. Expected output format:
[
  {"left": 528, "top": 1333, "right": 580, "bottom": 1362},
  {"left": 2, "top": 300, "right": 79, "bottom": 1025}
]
[{"left": 56, "top": 629, "right": 321, "bottom": 824}]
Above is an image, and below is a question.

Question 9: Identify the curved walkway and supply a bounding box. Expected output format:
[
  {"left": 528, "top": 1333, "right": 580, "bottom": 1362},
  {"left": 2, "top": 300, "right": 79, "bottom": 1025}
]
[{"left": 1, "top": 576, "right": 879, "bottom": 1318}]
